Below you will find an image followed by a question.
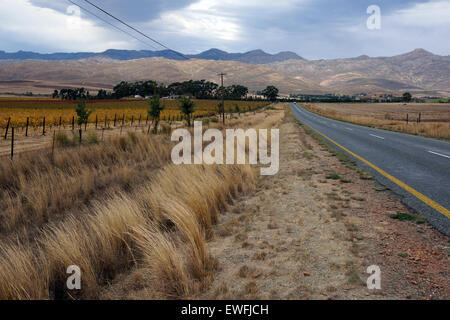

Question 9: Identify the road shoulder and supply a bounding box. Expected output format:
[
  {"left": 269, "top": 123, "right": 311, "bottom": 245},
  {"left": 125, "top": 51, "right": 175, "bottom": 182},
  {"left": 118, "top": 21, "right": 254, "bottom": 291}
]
[{"left": 199, "top": 107, "right": 449, "bottom": 300}]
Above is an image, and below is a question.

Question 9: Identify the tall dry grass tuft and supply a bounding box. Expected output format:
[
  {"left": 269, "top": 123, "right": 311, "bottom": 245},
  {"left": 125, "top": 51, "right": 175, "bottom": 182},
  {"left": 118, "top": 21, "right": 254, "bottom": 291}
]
[
  {"left": 40, "top": 193, "right": 146, "bottom": 299},
  {"left": 132, "top": 224, "right": 191, "bottom": 298},
  {"left": 0, "top": 242, "right": 49, "bottom": 300}
]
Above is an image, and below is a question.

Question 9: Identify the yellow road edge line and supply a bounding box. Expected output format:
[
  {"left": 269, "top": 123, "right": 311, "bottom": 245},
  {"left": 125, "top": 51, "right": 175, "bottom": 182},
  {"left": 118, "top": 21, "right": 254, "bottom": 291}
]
[{"left": 307, "top": 124, "right": 450, "bottom": 219}]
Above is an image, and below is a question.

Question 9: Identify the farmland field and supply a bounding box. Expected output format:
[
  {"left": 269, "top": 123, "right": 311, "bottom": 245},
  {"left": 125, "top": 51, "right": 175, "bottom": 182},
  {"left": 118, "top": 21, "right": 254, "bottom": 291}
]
[
  {"left": 0, "top": 99, "right": 268, "bottom": 129},
  {"left": 303, "top": 102, "right": 450, "bottom": 139}
]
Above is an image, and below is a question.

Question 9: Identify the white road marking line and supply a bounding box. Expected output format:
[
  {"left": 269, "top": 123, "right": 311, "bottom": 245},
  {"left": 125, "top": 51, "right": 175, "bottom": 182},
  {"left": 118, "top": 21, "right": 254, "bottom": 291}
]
[
  {"left": 370, "top": 134, "right": 385, "bottom": 140},
  {"left": 345, "top": 127, "right": 353, "bottom": 131},
  {"left": 428, "top": 151, "right": 450, "bottom": 159}
]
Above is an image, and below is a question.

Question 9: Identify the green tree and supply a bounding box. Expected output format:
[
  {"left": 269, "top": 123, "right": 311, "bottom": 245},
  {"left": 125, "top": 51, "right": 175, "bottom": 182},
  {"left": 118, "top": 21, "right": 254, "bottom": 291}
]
[
  {"left": 228, "top": 85, "right": 248, "bottom": 99},
  {"left": 262, "top": 86, "right": 279, "bottom": 101},
  {"left": 148, "top": 94, "right": 165, "bottom": 134},
  {"left": 403, "top": 92, "right": 412, "bottom": 102},
  {"left": 178, "top": 97, "right": 195, "bottom": 126},
  {"left": 75, "top": 101, "right": 93, "bottom": 126}
]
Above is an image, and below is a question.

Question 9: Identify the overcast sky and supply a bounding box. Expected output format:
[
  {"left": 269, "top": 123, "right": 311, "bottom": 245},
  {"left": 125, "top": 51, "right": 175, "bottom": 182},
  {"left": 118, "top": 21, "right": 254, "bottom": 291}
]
[{"left": 0, "top": 0, "right": 449, "bottom": 59}]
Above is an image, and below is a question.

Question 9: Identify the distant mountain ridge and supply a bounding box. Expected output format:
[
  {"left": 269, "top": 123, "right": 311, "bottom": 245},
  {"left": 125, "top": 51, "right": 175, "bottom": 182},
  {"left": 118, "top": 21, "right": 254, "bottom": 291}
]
[
  {"left": 0, "top": 48, "right": 305, "bottom": 64},
  {"left": 0, "top": 48, "right": 448, "bottom": 96}
]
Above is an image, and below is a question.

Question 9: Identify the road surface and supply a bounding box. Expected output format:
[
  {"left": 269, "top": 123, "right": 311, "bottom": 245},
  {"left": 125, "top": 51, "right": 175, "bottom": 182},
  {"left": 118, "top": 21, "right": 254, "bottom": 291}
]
[{"left": 290, "top": 103, "right": 450, "bottom": 236}]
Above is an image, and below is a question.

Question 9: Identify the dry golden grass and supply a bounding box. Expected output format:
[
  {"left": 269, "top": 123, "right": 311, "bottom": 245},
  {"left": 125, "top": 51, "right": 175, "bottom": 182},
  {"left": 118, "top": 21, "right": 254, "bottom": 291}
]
[
  {"left": 132, "top": 224, "right": 191, "bottom": 298},
  {"left": 0, "top": 163, "right": 257, "bottom": 300},
  {"left": 0, "top": 132, "right": 172, "bottom": 235},
  {"left": 0, "top": 106, "right": 282, "bottom": 300},
  {"left": 0, "top": 120, "right": 262, "bottom": 299},
  {"left": 304, "top": 103, "right": 450, "bottom": 139}
]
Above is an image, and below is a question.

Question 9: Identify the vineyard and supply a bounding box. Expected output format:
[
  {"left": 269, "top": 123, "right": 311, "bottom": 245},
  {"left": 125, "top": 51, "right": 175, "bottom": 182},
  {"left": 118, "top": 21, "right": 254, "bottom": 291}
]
[{"left": 0, "top": 99, "right": 268, "bottom": 129}]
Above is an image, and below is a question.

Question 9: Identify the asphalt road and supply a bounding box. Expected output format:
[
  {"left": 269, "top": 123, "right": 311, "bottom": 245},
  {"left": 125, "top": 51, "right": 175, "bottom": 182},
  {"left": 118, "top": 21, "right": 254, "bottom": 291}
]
[{"left": 290, "top": 103, "right": 450, "bottom": 236}]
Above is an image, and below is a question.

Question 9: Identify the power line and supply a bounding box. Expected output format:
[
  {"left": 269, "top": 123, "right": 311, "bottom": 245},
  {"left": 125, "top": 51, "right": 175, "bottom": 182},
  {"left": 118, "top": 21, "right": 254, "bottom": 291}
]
[
  {"left": 66, "top": 0, "right": 159, "bottom": 50},
  {"left": 81, "top": 0, "right": 189, "bottom": 60}
]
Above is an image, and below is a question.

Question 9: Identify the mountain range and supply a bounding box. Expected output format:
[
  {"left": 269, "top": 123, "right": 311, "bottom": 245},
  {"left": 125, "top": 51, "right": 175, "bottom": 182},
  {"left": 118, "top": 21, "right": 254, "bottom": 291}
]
[
  {"left": 0, "top": 48, "right": 448, "bottom": 96},
  {"left": 0, "top": 48, "right": 304, "bottom": 64}
]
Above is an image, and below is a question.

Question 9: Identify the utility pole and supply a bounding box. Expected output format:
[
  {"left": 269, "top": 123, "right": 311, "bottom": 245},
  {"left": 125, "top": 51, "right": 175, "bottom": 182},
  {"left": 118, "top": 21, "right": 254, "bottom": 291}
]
[{"left": 218, "top": 73, "right": 226, "bottom": 124}]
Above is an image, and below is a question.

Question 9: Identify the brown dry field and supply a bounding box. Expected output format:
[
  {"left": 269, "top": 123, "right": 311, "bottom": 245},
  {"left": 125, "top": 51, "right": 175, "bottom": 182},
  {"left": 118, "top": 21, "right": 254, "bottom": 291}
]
[
  {"left": 304, "top": 102, "right": 450, "bottom": 139},
  {"left": 309, "top": 103, "right": 450, "bottom": 121}
]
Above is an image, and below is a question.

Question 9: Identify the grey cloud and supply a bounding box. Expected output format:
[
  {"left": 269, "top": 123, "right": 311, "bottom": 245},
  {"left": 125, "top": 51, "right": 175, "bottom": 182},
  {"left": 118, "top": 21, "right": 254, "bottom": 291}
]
[{"left": 30, "top": 0, "right": 196, "bottom": 22}]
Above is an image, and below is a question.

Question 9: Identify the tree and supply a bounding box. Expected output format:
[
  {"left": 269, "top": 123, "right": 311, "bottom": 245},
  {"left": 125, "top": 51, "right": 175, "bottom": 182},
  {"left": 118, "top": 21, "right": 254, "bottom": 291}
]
[
  {"left": 228, "top": 85, "right": 248, "bottom": 99},
  {"left": 96, "top": 89, "right": 110, "bottom": 99},
  {"left": 75, "top": 101, "right": 93, "bottom": 126},
  {"left": 52, "top": 90, "right": 59, "bottom": 99},
  {"left": 178, "top": 97, "right": 195, "bottom": 127},
  {"left": 403, "top": 92, "right": 412, "bottom": 102},
  {"left": 262, "top": 86, "right": 279, "bottom": 101},
  {"left": 148, "top": 94, "right": 165, "bottom": 134}
]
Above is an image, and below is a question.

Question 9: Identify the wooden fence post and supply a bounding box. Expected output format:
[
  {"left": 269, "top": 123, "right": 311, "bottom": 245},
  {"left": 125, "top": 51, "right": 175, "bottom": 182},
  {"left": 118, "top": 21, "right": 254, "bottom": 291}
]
[
  {"left": 406, "top": 113, "right": 409, "bottom": 124},
  {"left": 95, "top": 115, "right": 98, "bottom": 129},
  {"left": 114, "top": 114, "right": 117, "bottom": 127},
  {"left": 79, "top": 128, "right": 82, "bottom": 145},
  {"left": 72, "top": 116, "right": 75, "bottom": 131},
  {"left": 59, "top": 116, "right": 62, "bottom": 129},
  {"left": 122, "top": 114, "right": 125, "bottom": 127},
  {"left": 25, "top": 117, "right": 29, "bottom": 137},
  {"left": 131, "top": 116, "right": 134, "bottom": 126},
  {"left": 42, "top": 117, "right": 46, "bottom": 135},
  {"left": 51, "top": 130, "right": 56, "bottom": 160},
  {"left": 4, "top": 117, "right": 10, "bottom": 139},
  {"left": 11, "top": 127, "right": 14, "bottom": 159},
  {"left": 104, "top": 115, "right": 107, "bottom": 128},
  {"left": 139, "top": 115, "right": 141, "bottom": 126}
]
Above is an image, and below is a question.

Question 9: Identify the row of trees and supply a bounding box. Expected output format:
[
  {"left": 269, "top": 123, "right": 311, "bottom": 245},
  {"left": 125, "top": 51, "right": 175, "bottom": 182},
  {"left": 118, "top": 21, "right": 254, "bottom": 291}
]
[
  {"left": 54, "top": 80, "right": 279, "bottom": 101},
  {"left": 53, "top": 88, "right": 90, "bottom": 100}
]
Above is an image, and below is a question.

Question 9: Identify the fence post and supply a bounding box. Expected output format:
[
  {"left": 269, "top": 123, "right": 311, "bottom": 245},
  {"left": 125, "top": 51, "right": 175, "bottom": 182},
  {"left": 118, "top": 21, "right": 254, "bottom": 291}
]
[
  {"left": 4, "top": 117, "right": 10, "bottom": 139},
  {"left": 114, "top": 114, "right": 117, "bottom": 127},
  {"left": 131, "top": 116, "right": 134, "bottom": 126},
  {"left": 51, "top": 130, "right": 56, "bottom": 160},
  {"left": 406, "top": 113, "right": 409, "bottom": 124},
  {"left": 11, "top": 126, "right": 14, "bottom": 159},
  {"left": 139, "top": 115, "right": 141, "bottom": 126},
  {"left": 42, "top": 117, "right": 46, "bottom": 135},
  {"left": 418, "top": 113, "right": 421, "bottom": 123},
  {"left": 25, "top": 117, "right": 29, "bottom": 137},
  {"left": 104, "top": 115, "right": 107, "bottom": 128},
  {"left": 72, "top": 116, "right": 75, "bottom": 131},
  {"left": 122, "top": 114, "right": 125, "bottom": 127},
  {"left": 59, "top": 116, "right": 62, "bottom": 129},
  {"left": 79, "top": 128, "right": 82, "bottom": 145},
  {"left": 95, "top": 115, "right": 98, "bottom": 129},
  {"left": 146, "top": 115, "right": 149, "bottom": 125},
  {"left": 84, "top": 120, "right": 87, "bottom": 131}
]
